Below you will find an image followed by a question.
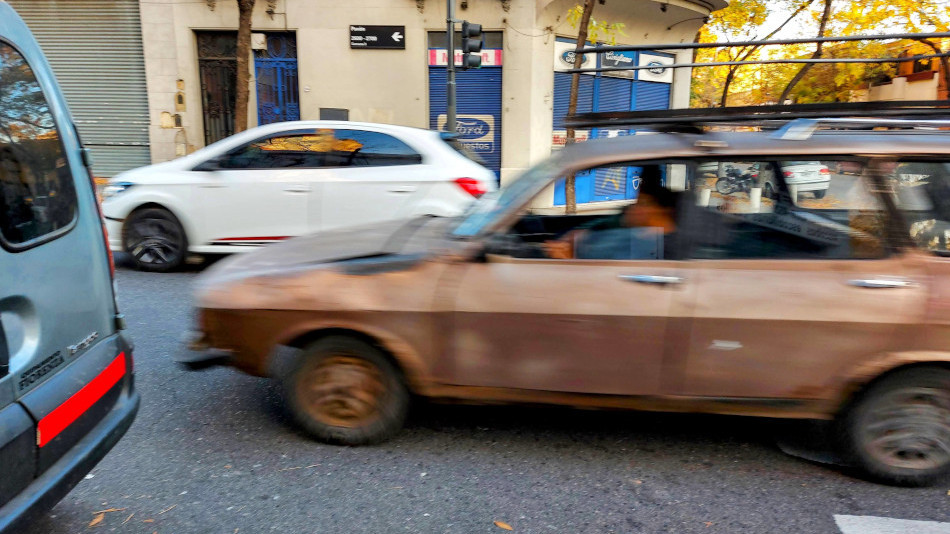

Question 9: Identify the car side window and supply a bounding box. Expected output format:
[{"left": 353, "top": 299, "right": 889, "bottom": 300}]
[
  {"left": 328, "top": 130, "right": 422, "bottom": 168},
  {"left": 890, "top": 161, "right": 950, "bottom": 254},
  {"left": 219, "top": 132, "right": 331, "bottom": 169},
  {"left": 217, "top": 129, "right": 421, "bottom": 170},
  {"left": 0, "top": 43, "right": 77, "bottom": 247},
  {"left": 687, "top": 159, "right": 888, "bottom": 260},
  {"left": 487, "top": 162, "right": 687, "bottom": 261}
]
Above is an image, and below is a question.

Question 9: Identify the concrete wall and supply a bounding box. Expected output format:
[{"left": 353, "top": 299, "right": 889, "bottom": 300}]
[
  {"left": 867, "top": 73, "right": 940, "bottom": 102},
  {"left": 141, "top": 0, "right": 720, "bottom": 184}
]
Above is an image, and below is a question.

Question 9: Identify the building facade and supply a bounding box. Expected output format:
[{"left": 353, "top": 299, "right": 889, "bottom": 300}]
[{"left": 12, "top": 0, "right": 725, "bottom": 203}]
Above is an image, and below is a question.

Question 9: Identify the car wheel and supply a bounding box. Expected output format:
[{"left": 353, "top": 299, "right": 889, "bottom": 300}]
[
  {"left": 122, "top": 207, "right": 187, "bottom": 272},
  {"left": 839, "top": 367, "right": 950, "bottom": 486},
  {"left": 763, "top": 182, "right": 775, "bottom": 199},
  {"left": 813, "top": 190, "right": 827, "bottom": 199},
  {"left": 284, "top": 336, "right": 409, "bottom": 446}
]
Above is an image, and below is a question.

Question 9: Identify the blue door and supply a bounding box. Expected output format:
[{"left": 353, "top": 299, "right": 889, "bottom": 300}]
[{"left": 254, "top": 33, "right": 299, "bottom": 125}]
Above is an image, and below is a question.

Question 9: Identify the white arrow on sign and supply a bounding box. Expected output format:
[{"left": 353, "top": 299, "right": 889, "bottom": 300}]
[{"left": 392, "top": 31, "right": 403, "bottom": 42}]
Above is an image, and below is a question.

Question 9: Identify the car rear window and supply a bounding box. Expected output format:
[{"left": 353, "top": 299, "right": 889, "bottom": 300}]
[{"left": 0, "top": 42, "right": 77, "bottom": 247}]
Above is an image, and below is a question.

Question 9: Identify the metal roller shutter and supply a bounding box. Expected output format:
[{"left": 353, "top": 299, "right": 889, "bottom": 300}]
[
  {"left": 597, "top": 76, "right": 632, "bottom": 113},
  {"left": 429, "top": 67, "right": 503, "bottom": 179},
  {"left": 634, "top": 81, "right": 671, "bottom": 111},
  {"left": 7, "top": 0, "right": 150, "bottom": 177},
  {"left": 553, "top": 72, "right": 595, "bottom": 129}
]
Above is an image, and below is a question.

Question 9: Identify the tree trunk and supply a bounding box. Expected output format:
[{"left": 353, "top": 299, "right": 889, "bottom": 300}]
[
  {"left": 720, "top": 66, "right": 738, "bottom": 107},
  {"left": 720, "top": 0, "right": 815, "bottom": 106},
  {"left": 564, "top": 0, "right": 595, "bottom": 215},
  {"left": 234, "top": 0, "right": 255, "bottom": 133},
  {"left": 778, "top": 0, "right": 832, "bottom": 103}
]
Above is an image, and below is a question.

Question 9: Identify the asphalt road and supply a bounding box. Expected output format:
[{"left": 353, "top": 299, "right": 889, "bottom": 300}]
[{"left": 23, "top": 257, "right": 950, "bottom": 534}]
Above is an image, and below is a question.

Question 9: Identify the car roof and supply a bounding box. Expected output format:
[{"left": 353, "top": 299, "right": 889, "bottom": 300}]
[
  {"left": 239, "top": 120, "right": 435, "bottom": 138},
  {"left": 554, "top": 129, "right": 950, "bottom": 173}
]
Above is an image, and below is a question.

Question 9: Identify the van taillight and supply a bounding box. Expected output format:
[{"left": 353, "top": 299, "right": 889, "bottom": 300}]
[
  {"left": 454, "top": 177, "right": 487, "bottom": 198},
  {"left": 87, "top": 169, "right": 115, "bottom": 279},
  {"left": 819, "top": 168, "right": 830, "bottom": 175}
]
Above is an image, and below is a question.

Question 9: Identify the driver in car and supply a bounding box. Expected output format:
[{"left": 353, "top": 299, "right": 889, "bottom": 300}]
[{"left": 544, "top": 174, "right": 679, "bottom": 260}]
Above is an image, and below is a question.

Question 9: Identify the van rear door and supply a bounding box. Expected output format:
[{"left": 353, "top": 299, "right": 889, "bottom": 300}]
[{"left": 0, "top": 14, "right": 129, "bottom": 508}]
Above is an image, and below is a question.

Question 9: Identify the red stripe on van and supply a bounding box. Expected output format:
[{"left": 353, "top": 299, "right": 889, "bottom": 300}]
[{"left": 37, "top": 353, "right": 126, "bottom": 447}]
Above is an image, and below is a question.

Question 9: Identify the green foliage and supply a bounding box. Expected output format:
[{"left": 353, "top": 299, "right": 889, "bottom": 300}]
[{"left": 567, "top": 4, "right": 626, "bottom": 45}]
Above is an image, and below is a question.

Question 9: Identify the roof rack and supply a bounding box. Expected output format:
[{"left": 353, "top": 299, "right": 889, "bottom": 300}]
[
  {"left": 561, "top": 31, "right": 950, "bottom": 131},
  {"left": 566, "top": 31, "right": 950, "bottom": 74},
  {"left": 565, "top": 101, "right": 950, "bottom": 130}
]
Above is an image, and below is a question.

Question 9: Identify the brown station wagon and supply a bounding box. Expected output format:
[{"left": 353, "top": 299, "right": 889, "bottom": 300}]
[{"left": 187, "top": 116, "right": 950, "bottom": 486}]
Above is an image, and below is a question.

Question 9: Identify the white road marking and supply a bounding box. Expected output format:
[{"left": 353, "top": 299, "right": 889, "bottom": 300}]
[{"left": 835, "top": 515, "right": 950, "bottom": 534}]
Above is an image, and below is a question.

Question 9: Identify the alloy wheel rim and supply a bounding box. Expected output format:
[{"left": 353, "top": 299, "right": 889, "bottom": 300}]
[
  {"left": 301, "top": 355, "right": 386, "bottom": 428},
  {"left": 861, "top": 386, "right": 950, "bottom": 471},
  {"left": 127, "top": 217, "right": 182, "bottom": 266}
]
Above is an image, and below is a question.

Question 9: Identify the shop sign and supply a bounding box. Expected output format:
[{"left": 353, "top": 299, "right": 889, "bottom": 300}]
[
  {"left": 428, "top": 49, "right": 503, "bottom": 66},
  {"left": 554, "top": 41, "right": 593, "bottom": 74},
  {"left": 638, "top": 53, "right": 674, "bottom": 83},
  {"left": 437, "top": 114, "right": 495, "bottom": 153},
  {"left": 601, "top": 50, "right": 635, "bottom": 79}
]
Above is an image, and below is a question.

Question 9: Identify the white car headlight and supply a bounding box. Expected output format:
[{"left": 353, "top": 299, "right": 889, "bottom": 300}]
[{"left": 101, "top": 182, "right": 135, "bottom": 200}]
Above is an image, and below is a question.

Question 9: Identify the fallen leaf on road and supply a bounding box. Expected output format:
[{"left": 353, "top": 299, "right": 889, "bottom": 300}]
[
  {"left": 121, "top": 513, "right": 135, "bottom": 525},
  {"left": 92, "top": 507, "right": 126, "bottom": 514},
  {"left": 158, "top": 504, "right": 177, "bottom": 515},
  {"left": 143, "top": 519, "right": 155, "bottom": 523},
  {"left": 494, "top": 520, "right": 514, "bottom": 530},
  {"left": 705, "top": 522, "right": 714, "bottom": 527},
  {"left": 88, "top": 513, "right": 105, "bottom": 527}
]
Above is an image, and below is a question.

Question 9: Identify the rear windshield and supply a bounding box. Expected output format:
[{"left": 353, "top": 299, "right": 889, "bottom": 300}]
[{"left": 0, "top": 42, "right": 77, "bottom": 247}]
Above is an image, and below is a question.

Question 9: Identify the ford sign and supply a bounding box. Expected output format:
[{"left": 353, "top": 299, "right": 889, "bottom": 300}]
[
  {"left": 561, "top": 50, "right": 589, "bottom": 67},
  {"left": 647, "top": 61, "right": 666, "bottom": 76},
  {"left": 455, "top": 117, "right": 492, "bottom": 140}
]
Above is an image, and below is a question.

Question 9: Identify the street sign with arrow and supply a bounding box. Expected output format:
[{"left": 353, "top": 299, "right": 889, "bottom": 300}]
[{"left": 349, "top": 25, "right": 406, "bottom": 49}]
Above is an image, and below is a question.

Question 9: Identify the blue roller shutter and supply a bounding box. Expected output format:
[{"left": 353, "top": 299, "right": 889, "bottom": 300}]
[
  {"left": 553, "top": 72, "right": 595, "bottom": 129},
  {"left": 635, "top": 81, "right": 671, "bottom": 111},
  {"left": 597, "top": 76, "right": 633, "bottom": 113},
  {"left": 429, "top": 66, "right": 503, "bottom": 179}
]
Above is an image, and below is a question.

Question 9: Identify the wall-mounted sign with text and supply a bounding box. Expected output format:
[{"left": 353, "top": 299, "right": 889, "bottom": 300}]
[
  {"left": 637, "top": 53, "right": 674, "bottom": 83},
  {"left": 350, "top": 25, "right": 406, "bottom": 49},
  {"left": 437, "top": 114, "right": 495, "bottom": 153},
  {"left": 428, "top": 49, "right": 503, "bottom": 67},
  {"left": 554, "top": 41, "right": 593, "bottom": 74},
  {"left": 600, "top": 50, "right": 636, "bottom": 79}
]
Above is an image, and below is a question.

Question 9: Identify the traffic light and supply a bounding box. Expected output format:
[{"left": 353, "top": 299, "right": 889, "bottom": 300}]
[{"left": 460, "top": 21, "right": 482, "bottom": 69}]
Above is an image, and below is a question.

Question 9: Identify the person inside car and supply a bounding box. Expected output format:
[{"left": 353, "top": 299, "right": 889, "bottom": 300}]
[{"left": 544, "top": 167, "right": 680, "bottom": 260}]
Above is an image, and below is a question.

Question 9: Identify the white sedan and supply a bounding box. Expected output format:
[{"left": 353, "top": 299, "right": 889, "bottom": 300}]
[{"left": 101, "top": 121, "right": 496, "bottom": 271}]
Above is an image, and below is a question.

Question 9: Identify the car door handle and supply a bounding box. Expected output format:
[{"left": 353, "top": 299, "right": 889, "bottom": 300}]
[
  {"left": 619, "top": 274, "right": 684, "bottom": 285},
  {"left": 283, "top": 185, "right": 312, "bottom": 193},
  {"left": 848, "top": 278, "right": 916, "bottom": 289},
  {"left": 388, "top": 185, "right": 417, "bottom": 193}
]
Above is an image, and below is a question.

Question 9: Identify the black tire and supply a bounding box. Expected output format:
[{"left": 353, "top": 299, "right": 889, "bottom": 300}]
[
  {"left": 838, "top": 367, "right": 950, "bottom": 486},
  {"left": 813, "top": 190, "right": 827, "bottom": 199},
  {"left": 763, "top": 182, "right": 776, "bottom": 200},
  {"left": 283, "top": 336, "right": 409, "bottom": 446},
  {"left": 122, "top": 207, "right": 188, "bottom": 272},
  {"left": 715, "top": 179, "right": 735, "bottom": 195}
]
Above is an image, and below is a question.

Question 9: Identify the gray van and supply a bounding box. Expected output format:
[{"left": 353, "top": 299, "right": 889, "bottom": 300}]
[{"left": 0, "top": 3, "right": 139, "bottom": 531}]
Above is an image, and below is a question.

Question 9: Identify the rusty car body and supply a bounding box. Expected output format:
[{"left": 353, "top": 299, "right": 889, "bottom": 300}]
[{"left": 188, "top": 124, "right": 950, "bottom": 486}]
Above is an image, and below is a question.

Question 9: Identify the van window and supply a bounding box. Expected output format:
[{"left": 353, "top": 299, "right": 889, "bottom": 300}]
[{"left": 0, "top": 43, "right": 77, "bottom": 246}]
